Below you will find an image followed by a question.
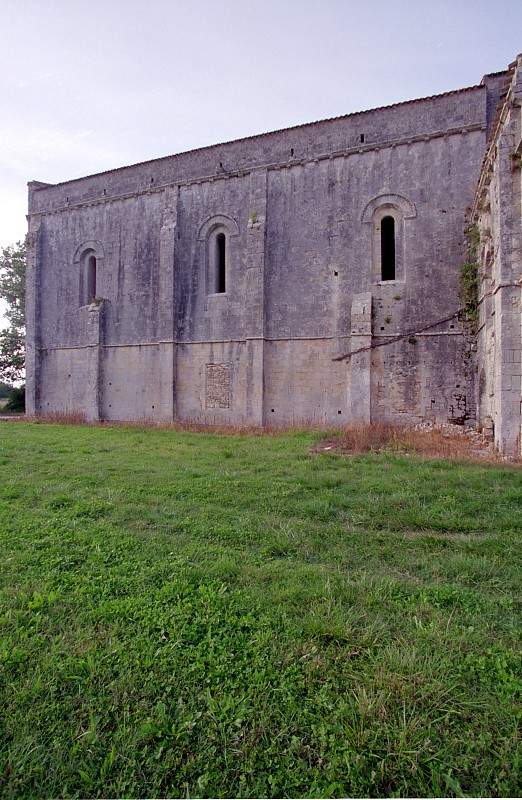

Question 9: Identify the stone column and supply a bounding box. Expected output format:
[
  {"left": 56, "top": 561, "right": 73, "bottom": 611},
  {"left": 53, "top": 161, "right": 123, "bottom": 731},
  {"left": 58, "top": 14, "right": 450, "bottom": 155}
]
[
  {"left": 243, "top": 169, "right": 267, "bottom": 426},
  {"left": 25, "top": 212, "right": 42, "bottom": 417},
  {"left": 349, "top": 291, "right": 372, "bottom": 424}
]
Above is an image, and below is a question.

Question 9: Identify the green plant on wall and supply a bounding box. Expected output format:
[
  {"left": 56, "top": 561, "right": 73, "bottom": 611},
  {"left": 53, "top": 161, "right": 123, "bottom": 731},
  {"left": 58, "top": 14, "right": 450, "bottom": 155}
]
[{"left": 459, "top": 224, "right": 480, "bottom": 333}]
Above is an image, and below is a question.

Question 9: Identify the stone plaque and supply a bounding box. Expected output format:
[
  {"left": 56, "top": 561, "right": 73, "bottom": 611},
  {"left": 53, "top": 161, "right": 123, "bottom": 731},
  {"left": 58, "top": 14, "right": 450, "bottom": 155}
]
[{"left": 205, "top": 363, "right": 230, "bottom": 409}]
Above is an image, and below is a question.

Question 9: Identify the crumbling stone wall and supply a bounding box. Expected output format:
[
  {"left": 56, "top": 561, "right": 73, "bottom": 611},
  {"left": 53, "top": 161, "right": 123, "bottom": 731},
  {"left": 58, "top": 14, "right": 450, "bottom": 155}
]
[
  {"left": 474, "top": 56, "right": 522, "bottom": 455},
  {"left": 25, "top": 66, "right": 515, "bottom": 437}
]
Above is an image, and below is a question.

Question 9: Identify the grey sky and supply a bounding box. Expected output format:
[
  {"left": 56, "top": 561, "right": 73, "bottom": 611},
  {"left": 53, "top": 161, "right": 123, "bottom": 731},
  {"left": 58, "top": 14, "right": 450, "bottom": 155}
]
[{"left": 0, "top": 0, "right": 520, "bottom": 321}]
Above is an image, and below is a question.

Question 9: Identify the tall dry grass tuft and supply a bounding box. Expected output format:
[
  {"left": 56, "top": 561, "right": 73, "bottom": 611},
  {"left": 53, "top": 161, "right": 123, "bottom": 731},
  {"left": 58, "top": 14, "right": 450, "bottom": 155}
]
[
  {"left": 328, "top": 422, "right": 506, "bottom": 463},
  {"left": 106, "top": 418, "right": 329, "bottom": 437},
  {"left": 29, "top": 411, "right": 87, "bottom": 425},
  {"left": 16, "top": 413, "right": 521, "bottom": 464},
  {"left": 106, "top": 419, "right": 268, "bottom": 436},
  {"left": 22, "top": 413, "right": 312, "bottom": 437}
]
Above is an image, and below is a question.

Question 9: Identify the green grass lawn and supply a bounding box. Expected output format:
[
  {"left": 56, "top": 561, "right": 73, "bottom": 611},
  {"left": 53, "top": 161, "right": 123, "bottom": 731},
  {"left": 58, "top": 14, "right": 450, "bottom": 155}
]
[{"left": 0, "top": 422, "right": 520, "bottom": 798}]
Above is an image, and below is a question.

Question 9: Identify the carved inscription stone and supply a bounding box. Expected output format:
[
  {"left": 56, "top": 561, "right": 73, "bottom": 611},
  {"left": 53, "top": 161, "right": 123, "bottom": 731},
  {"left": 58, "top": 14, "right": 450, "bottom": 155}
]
[{"left": 205, "top": 363, "right": 230, "bottom": 409}]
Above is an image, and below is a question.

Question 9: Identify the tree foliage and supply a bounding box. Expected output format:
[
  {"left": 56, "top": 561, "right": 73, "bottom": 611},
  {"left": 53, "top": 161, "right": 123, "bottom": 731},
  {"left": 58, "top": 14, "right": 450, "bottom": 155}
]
[
  {"left": 0, "top": 238, "right": 26, "bottom": 383},
  {"left": 3, "top": 384, "right": 25, "bottom": 411},
  {"left": 0, "top": 380, "right": 13, "bottom": 398}
]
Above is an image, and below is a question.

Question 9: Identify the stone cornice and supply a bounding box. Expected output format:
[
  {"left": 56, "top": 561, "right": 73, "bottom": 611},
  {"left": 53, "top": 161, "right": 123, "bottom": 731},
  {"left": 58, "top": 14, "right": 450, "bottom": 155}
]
[{"left": 28, "top": 123, "right": 485, "bottom": 219}]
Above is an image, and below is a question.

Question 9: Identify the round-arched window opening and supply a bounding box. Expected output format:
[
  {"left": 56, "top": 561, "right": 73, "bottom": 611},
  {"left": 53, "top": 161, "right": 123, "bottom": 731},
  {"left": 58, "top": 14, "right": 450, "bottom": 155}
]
[
  {"left": 198, "top": 215, "right": 238, "bottom": 296},
  {"left": 381, "top": 216, "right": 396, "bottom": 281},
  {"left": 215, "top": 232, "right": 226, "bottom": 293},
  {"left": 86, "top": 254, "right": 97, "bottom": 303},
  {"left": 75, "top": 241, "right": 105, "bottom": 307}
]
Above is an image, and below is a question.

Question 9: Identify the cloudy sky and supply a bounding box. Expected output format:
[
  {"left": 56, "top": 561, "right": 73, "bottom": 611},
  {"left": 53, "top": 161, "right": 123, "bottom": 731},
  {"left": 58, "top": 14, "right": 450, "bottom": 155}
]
[{"left": 0, "top": 0, "right": 520, "bottom": 321}]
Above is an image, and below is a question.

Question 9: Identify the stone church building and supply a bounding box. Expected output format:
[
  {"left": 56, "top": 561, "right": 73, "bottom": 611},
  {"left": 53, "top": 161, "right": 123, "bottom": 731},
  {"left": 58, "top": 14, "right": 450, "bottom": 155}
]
[{"left": 26, "top": 55, "right": 522, "bottom": 454}]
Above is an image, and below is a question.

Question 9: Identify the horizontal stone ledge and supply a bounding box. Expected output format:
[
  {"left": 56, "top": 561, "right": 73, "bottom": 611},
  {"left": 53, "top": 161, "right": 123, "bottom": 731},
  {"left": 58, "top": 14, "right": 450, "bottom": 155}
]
[
  {"left": 38, "top": 328, "right": 464, "bottom": 353},
  {"left": 29, "top": 123, "right": 486, "bottom": 217}
]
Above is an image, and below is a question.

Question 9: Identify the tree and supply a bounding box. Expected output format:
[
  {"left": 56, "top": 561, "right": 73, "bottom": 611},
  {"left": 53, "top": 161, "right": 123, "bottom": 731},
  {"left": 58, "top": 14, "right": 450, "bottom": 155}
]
[{"left": 0, "top": 239, "right": 26, "bottom": 383}]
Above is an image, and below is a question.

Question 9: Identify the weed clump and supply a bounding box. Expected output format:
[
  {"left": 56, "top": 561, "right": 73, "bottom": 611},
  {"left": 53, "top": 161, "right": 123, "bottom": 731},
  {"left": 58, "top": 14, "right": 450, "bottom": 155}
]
[
  {"left": 459, "top": 224, "right": 480, "bottom": 332},
  {"left": 317, "top": 422, "right": 505, "bottom": 464}
]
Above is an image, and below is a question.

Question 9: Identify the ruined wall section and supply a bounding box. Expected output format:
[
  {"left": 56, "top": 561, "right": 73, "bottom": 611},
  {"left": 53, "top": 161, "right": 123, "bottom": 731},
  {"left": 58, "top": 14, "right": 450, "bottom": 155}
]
[
  {"left": 475, "top": 56, "right": 522, "bottom": 455},
  {"left": 31, "top": 190, "right": 177, "bottom": 420},
  {"left": 26, "top": 79, "right": 498, "bottom": 426},
  {"left": 176, "top": 175, "right": 250, "bottom": 343},
  {"left": 482, "top": 71, "right": 512, "bottom": 134},
  {"left": 28, "top": 86, "right": 487, "bottom": 215},
  {"left": 264, "top": 126, "right": 485, "bottom": 425},
  {"left": 172, "top": 171, "right": 267, "bottom": 424}
]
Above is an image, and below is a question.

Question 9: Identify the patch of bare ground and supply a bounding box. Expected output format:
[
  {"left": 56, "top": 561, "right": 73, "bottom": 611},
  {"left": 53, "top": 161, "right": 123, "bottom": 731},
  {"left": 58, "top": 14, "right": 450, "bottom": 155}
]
[{"left": 311, "top": 421, "right": 521, "bottom": 466}]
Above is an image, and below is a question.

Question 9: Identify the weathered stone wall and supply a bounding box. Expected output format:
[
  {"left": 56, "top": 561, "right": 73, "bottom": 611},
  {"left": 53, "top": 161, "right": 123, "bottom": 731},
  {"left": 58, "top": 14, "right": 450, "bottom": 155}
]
[
  {"left": 26, "top": 74, "right": 510, "bottom": 430},
  {"left": 474, "top": 57, "right": 522, "bottom": 455},
  {"left": 28, "top": 86, "right": 488, "bottom": 215}
]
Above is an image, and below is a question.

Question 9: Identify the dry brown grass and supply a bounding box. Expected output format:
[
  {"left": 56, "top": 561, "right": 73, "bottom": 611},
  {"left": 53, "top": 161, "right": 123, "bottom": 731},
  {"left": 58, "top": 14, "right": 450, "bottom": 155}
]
[
  {"left": 29, "top": 411, "right": 87, "bottom": 425},
  {"left": 16, "top": 414, "right": 521, "bottom": 465},
  {"left": 313, "top": 421, "right": 517, "bottom": 465},
  {"left": 23, "top": 413, "right": 309, "bottom": 437}
]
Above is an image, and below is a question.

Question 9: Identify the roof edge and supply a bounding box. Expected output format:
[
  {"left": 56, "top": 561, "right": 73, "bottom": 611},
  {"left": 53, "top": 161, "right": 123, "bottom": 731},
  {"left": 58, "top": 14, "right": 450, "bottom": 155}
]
[
  {"left": 481, "top": 68, "right": 510, "bottom": 82},
  {"left": 32, "top": 82, "right": 485, "bottom": 192}
]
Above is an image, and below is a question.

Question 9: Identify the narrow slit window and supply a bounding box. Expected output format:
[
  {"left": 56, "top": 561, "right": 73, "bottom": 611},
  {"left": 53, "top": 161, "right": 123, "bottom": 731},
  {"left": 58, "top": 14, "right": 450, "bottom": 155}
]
[
  {"left": 216, "top": 232, "right": 226, "bottom": 293},
  {"left": 87, "top": 254, "right": 97, "bottom": 302},
  {"left": 380, "top": 215, "right": 396, "bottom": 280}
]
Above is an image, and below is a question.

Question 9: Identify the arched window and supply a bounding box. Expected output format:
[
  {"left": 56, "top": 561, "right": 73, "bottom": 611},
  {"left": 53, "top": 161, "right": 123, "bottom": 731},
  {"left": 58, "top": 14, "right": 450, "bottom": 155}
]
[
  {"left": 380, "top": 216, "right": 396, "bottom": 281},
  {"left": 207, "top": 228, "right": 228, "bottom": 294},
  {"left": 198, "top": 215, "right": 239, "bottom": 296},
  {"left": 215, "top": 232, "right": 226, "bottom": 293},
  {"left": 361, "top": 194, "right": 416, "bottom": 284},
  {"left": 75, "top": 241, "right": 104, "bottom": 306},
  {"left": 86, "top": 254, "right": 97, "bottom": 302},
  {"left": 79, "top": 248, "right": 97, "bottom": 305}
]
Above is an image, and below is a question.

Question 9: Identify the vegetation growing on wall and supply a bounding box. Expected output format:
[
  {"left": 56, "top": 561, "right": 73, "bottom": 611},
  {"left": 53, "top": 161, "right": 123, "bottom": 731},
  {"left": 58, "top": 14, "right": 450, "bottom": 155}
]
[{"left": 459, "top": 224, "right": 480, "bottom": 332}]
